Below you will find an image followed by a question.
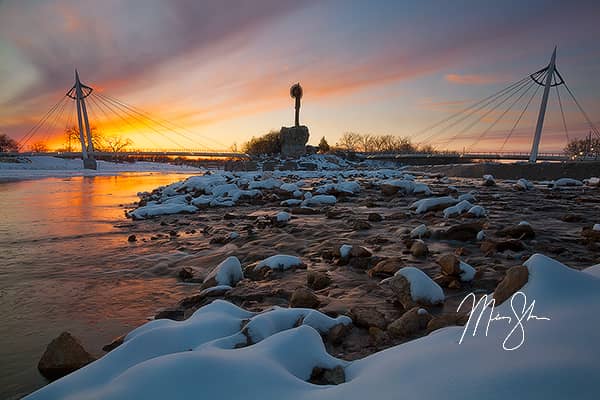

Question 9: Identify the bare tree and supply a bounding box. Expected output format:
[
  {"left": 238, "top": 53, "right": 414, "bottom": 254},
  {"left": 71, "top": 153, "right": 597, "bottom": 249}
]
[
  {"left": 29, "top": 141, "right": 49, "bottom": 152},
  {"left": 336, "top": 132, "right": 362, "bottom": 151},
  {"left": 102, "top": 136, "right": 133, "bottom": 152},
  {"left": 0, "top": 133, "right": 19, "bottom": 152}
]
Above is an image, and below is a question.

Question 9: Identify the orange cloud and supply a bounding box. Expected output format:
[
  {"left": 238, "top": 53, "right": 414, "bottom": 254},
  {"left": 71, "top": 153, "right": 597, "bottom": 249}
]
[{"left": 445, "top": 73, "right": 505, "bottom": 85}]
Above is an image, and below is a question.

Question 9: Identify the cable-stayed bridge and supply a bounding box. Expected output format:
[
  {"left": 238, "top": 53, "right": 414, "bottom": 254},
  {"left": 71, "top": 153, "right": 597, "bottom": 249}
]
[{"left": 4, "top": 47, "right": 600, "bottom": 168}]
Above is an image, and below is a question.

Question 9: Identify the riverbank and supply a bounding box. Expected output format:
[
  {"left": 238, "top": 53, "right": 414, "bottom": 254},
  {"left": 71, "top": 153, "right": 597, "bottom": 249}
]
[
  {"left": 0, "top": 156, "right": 203, "bottom": 182},
  {"left": 24, "top": 165, "right": 600, "bottom": 399}
]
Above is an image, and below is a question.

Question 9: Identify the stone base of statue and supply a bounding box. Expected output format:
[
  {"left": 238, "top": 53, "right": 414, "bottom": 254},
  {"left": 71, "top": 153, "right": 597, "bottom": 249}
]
[
  {"left": 280, "top": 125, "right": 309, "bottom": 158},
  {"left": 83, "top": 157, "right": 97, "bottom": 170}
]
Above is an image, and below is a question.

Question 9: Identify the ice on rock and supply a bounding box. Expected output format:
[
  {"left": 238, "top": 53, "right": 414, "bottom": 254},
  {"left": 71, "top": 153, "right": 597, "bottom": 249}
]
[
  {"left": 410, "top": 196, "right": 458, "bottom": 214},
  {"left": 467, "top": 205, "right": 486, "bottom": 217},
  {"left": 458, "top": 261, "right": 476, "bottom": 282},
  {"left": 410, "top": 224, "right": 428, "bottom": 238},
  {"left": 302, "top": 194, "right": 337, "bottom": 206},
  {"left": 339, "top": 244, "right": 353, "bottom": 258},
  {"left": 394, "top": 267, "right": 445, "bottom": 304},
  {"left": 254, "top": 255, "right": 304, "bottom": 271},
  {"left": 276, "top": 211, "right": 291, "bottom": 223},
  {"left": 204, "top": 256, "right": 244, "bottom": 287}
]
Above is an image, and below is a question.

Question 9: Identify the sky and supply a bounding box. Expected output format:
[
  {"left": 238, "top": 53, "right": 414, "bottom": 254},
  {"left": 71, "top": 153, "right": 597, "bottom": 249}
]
[{"left": 1, "top": 0, "right": 600, "bottom": 152}]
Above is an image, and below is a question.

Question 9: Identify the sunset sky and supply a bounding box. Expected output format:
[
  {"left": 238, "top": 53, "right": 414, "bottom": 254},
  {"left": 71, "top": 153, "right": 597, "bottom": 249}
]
[{"left": 1, "top": 0, "right": 599, "bottom": 152}]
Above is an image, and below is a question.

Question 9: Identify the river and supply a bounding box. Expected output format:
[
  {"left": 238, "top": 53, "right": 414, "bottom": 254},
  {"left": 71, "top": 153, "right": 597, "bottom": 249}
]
[{"left": 0, "top": 173, "right": 199, "bottom": 399}]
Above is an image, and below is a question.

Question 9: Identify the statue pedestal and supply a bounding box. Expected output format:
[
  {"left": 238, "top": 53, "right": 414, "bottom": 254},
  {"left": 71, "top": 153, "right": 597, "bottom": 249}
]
[
  {"left": 83, "top": 158, "right": 97, "bottom": 170},
  {"left": 280, "top": 125, "right": 309, "bottom": 158}
]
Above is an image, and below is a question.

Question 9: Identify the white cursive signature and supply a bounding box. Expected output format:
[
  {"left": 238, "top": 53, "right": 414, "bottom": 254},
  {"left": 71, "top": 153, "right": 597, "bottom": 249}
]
[{"left": 457, "top": 291, "right": 550, "bottom": 351}]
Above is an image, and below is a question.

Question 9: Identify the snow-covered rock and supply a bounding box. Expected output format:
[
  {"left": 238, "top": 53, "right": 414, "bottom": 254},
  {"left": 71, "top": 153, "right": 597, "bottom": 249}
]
[
  {"left": 339, "top": 244, "right": 353, "bottom": 258},
  {"left": 476, "top": 230, "right": 486, "bottom": 241},
  {"left": 275, "top": 211, "right": 291, "bottom": 223},
  {"left": 203, "top": 256, "right": 244, "bottom": 288},
  {"left": 458, "top": 261, "right": 476, "bottom": 282},
  {"left": 25, "top": 254, "right": 600, "bottom": 400},
  {"left": 392, "top": 267, "right": 444, "bottom": 305},
  {"left": 302, "top": 194, "right": 337, "bottom": 207},
  {"left": 128, "top": 203, "right": 197, "bottom": 220},
  {"left": 255, "top": 255, "right": 304, "bottom": 271},
  {"left": 467, "top": 205, "right": 486, "bottom": 218},
  {"left": 248, "top": 178, "right": 282, "bottom": 190},
  {"left": 458, "top": 193, "right": 476, "bottom": 202},
  {"left": 514, "top": 178, "right": 534, "bottom": 191},
  {"left": 410, "top": 196, "right": 458, "bottom": 214},
  {"left": 443, "top": 200, "right": 474, "bottom": 218},
  {"left": 552, "top": 178, "right": 583, "bottom": 188},
  {"left": 482, "top": 174, "right": 496, "bottom": 186}
]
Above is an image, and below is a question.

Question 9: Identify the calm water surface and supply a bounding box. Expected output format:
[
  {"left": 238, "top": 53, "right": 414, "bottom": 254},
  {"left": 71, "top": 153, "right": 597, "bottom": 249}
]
[{"left": 0, "top": 173, "right": 199, "bottom": 399}]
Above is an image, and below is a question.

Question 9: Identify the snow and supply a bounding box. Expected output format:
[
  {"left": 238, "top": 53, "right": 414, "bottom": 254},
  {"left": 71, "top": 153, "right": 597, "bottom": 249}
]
[
  {"left": 410, "top": 196, "right": 458, "bottom": 214},
  {"left": 248, "top": 178, "right": 282, "bottom": 190},
  {"left": 339, "top": 244, "right": 353, "bottom": 258},
  {"left": 518, "top": 220, "right": 531, "bottom": 226},
  {"left": 128, "top": 202, "right": 197, "bottom": 220},
  {"left": 281, "top": 199, "right": 302, "bottom": 206},
  {"left": 276, "top": 211, "right": 291, "bottom": 223},
  {"left": 458, "top": 193, "right": 476, "bottom": 202},
  {"left": 458, "top": 261, "right": 476, "bottom": 282},
  {"left": 280, "top": 183, "right": 299, "bottom": 192},
  {"left": 0, "top": 156, "right": 202, "bottom": 180},
  {"left": 586, "top": 177, "right": 600, "bottom": 186},
  {"left": 443, "top": 199, "right": 474, "bottom": 218},
  {"left": 199, "top": 285, "right": 232, "bottom": 297},
  {"left": 255, "top": 255, "right": 304, "bottom": 271},
  {"left": 316, "top": 181, "right": 360, "bottom": 195},
  {"left": 410, "top": 224, "right": 428, "bottom": 238},
  {"left": 482, "top": 174, "right": 495, "bottom": 182},
  {"left": 302, "top": 194, "right": 337, "bottom": 206},
  {"left": 593, "top": 224, "right": 600, "bottom": 231},
  {"left": 476, "top": 230, "right": 486, "bottom": 241},
  {"left": 203, "top": 256, "right": 243, "bottom": 287},
  {"left": 26, "top": 254, "right": 600, "bottom": 400},
  {"left": 393, "top": 267, "right": 445, "bottom": 305}
]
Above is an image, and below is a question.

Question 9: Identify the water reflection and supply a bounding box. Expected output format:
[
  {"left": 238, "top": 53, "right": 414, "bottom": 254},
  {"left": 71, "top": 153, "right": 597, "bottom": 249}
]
[{"left": 0, "top": 173, "right": 198, "bottom": 399}]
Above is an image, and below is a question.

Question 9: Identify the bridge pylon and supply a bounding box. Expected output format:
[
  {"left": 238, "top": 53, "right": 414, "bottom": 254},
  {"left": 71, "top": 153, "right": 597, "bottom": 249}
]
[
  {"left": 67, "top": 70, "right": 97, "bottom": 170},
  {"left": 529, "top": 47, "right": 564, "bottom": 163}
]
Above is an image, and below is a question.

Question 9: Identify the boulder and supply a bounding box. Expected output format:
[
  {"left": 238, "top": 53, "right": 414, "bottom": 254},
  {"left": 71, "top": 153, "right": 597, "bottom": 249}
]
[
  {"left": 327, "top": 323, "right": 352, "bottom": 345},
  {"left": 497, "top": 224, "right": 535, "bottom": 239},
  {"left": 426, "top": 312, "right": 469, "bottom": 333},
  {"left": 310, "top": 365, "right": 345, "bottom": 385},
  {"left": 350, "top": 307, "right": 387, "bottom": 329},
  {"left": 437, "top": 254, "right": 461, "bottom": 275},
  {"left": 368, "top": 258, "right": 403, "bottom": 278},
  {"left": 290, "top": 288, "right": 320, "bottom": 309},
  {"left": 178, "top": 266, "right": 194, "bottom": 281},
  {"left": 493, "top": 265, "right": 529, "bottom": 304},
  {"left": 307, "top": 270, "right": 332, "bottom": 290},
  {"left": 387, "top": 307, "right": 432, "bottom": 338},
  {"left": 385, "top": 274, "right": 415, "bottom": 309},
  {"left": 280, "top": 125, "right": 309, "bottom": 158},
  {"left": 444, "top": 222, "right": 483, "bottom": 241},
  {"left": 38, "top": 332, "right": 96, "bottom": 380},
  {"left": 410, "top": 240, "right": 428, "bottom": 257}
]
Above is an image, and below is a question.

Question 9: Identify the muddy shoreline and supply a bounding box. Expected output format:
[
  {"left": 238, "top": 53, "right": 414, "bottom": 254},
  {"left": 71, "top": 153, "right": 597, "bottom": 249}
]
[{"left": 106, "top": 169, "right": 600, "bottom": 361}]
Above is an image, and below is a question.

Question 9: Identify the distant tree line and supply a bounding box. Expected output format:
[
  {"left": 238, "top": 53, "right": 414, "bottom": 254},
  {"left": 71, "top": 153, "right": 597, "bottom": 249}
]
[
  {"left": 0, "top": 133, "right": 18, "bottom": 152},
  {"left": 564, "top": 134, "right": 600, "bottom": 158},
  {"left": 242, "top": 130, "right": 436, "bottom": 155}
]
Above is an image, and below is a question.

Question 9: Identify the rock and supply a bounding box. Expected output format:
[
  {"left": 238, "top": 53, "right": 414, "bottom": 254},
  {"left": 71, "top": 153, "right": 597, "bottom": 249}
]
[
  {"left": 290, "top": 288, "right": 320, "bottom": 309},
  {"left": 496, "top": 239, "right": 525, "bottom": 252},
  {"left": 178, "top": 266, "right": 194, "bottom": 281},
  {"left": 310, "top": 365, "right": 345, "bottom": 385},
  {"left": 350, "top": 307, "right": 387, "bottom": 329},
  {"left": 426, "top": 313, "right": 469, "bottom": 333},
  {"left": 561, "top": 213, "right": 583, "bottom": 222},
  {"left": 327, "top": 323, "right": 352, "bottom": 345},
  {"left": 410, "top": 240, "right": 428, "bottom": 257},
  {"left": 280, "top": 125, "right": 309, "bottom": 158},
  {"left": 582, "top": 227, "right": 600, "bottom": 242},
  {"left": 290, "top": 207, "right": 320, "bottom": 215},
  {"left": 102, "top": 334, "right": 125, "bottom": 352},
  {"left": 38, "top": 332, "right": 96, "bottom": 380},
  {"left": 444, "top": 222, "right": 483, "bottom": 241},
  {"left": 368, "top": 326, "right": 389, "bottom": 346},
  {"left": 350, "top": 246, "right": 372, "bottom": 258},
  {"left": 127, "top": 234, "right": 137, "bottom": 242},
  {"left": 387, "top": 307, "right": 432, "bottom": 338},
  {"left": 448, "top": 279, "right": 462, "bottom": 289},
  {"left": 350, "top": 219, "right": 372, "bottom": 230},
  {"left": 307, "top": 270, "right": 332, "bottom": 290},
  {"left": 482, "top": 174, "right": 496, "bottom": 186},
  {"left": 385, "top": 274, "right": 415, "bottom": 309},
  {"left": 368, "top": 257, "right": 403, "bottom": 278},
  {"left": 497, "top": 224, "right": 535, "bottom": 239},
  {"left": 381, "top": 184, "right": 400, "bottom": 196},
  {"left": 437, "top": 254, "right": 461, "bottom": 275},
  {"left": 493, "top": 265, "right": 529, "bottom": 304},
  {"left": 367, "top": 212, "right": 383, "bottom": 222}
]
